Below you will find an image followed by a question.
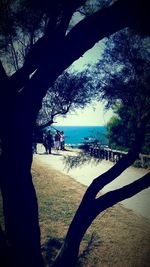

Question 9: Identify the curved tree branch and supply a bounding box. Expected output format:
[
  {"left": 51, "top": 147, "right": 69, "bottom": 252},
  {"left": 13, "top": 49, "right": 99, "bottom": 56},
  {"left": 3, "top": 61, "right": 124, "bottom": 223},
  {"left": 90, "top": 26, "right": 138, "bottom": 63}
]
[
  {"left": 8, "top": 0, "right": 149, "bottom": 98},
  {"left": 53, "top": 112, "right": 150, "bottom": 266},
  {"left": 0, "top": 61, "right": 8, "bottom": 82},
  {"left": 8, "top": 1, "right": 85, "bottom": 94},
  {"left": 95, "top": 172, "right": 150, "bottom": 213}
]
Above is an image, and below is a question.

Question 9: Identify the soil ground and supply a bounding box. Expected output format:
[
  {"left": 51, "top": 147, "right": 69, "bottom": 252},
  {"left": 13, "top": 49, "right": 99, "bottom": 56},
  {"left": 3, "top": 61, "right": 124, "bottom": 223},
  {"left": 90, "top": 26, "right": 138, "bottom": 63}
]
[{"left": 32, "top": 156, "right": 150, "bottom": 267}]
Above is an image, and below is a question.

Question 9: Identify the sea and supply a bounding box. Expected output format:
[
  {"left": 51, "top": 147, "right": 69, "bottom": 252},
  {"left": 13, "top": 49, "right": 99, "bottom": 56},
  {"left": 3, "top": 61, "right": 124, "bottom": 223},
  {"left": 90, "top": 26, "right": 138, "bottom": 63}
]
[{"left": 49, "top": 126, "right": 108, "bottom": 147}]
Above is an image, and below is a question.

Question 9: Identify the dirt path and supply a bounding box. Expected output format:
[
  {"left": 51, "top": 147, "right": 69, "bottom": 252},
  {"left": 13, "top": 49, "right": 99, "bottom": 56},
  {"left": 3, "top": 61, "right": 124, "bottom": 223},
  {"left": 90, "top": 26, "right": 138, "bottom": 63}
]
[
  {"left": 35, "top": 145, "right": 150, "bottom": 220},
  {"left": 32, "top": 155, "right": 150, "bottom": 267}
]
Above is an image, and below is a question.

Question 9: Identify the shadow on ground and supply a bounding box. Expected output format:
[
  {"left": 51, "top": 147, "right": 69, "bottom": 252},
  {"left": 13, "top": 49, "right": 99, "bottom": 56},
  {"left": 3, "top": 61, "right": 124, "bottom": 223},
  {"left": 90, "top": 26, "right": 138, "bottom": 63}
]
[
  {"left": 42, "top": 233, "right": 102, "bottom": 266},
  {"left": 42, "top": 237, "right": 63, "bottom": 266}
]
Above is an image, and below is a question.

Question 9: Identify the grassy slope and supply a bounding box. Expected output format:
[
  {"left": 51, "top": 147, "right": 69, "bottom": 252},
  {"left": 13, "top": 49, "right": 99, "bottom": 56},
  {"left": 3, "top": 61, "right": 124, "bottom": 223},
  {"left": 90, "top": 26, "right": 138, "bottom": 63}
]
[{"left": 32, "top": 157, "right": 150, "bottom": 267}]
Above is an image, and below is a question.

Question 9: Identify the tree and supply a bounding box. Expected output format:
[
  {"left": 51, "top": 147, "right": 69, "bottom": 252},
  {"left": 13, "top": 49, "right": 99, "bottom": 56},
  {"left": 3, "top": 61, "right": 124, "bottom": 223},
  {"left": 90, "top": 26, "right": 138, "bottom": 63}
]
[
  {"left": 106, "top": 107, "right": 135, "bottom": 151},
  {"left": 93, "top": 29, "right": 150, "bottom": 152},
  {"left": 107, "top": 104, "right": 150, "bottom": 153},
  {"left": 0, "top": 1, "right": 150, "bottom": 267},
  {"left": 36, "top": 69, "right": 94, "bottom": 129}
]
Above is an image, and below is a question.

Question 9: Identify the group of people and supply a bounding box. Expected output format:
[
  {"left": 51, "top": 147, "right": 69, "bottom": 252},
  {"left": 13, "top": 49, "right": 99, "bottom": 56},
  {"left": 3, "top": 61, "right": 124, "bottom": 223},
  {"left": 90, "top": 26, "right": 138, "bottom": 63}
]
[{"left": 43, "top": 130, "right": 65, "bottom": 154}]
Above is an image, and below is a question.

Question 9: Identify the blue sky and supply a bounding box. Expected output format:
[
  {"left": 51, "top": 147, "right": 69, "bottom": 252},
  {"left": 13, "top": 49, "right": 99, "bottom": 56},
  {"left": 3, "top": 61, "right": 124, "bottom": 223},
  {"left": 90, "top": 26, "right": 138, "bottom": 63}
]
[
  {"left": 56, "top": 40, "right": 114, "bottom": 126},
  {"left": 56, "top": 100, "right": 113, "bottom": 126},
  {"left": 56, "top": 11, "right": 114, "bottom": 126}
]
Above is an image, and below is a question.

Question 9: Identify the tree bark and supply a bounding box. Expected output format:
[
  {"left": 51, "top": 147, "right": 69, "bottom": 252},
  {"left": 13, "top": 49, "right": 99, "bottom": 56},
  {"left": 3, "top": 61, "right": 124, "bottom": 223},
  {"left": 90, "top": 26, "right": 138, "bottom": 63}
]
[{"left": 0, "top": 79, "right": 44, "bottom": 266}]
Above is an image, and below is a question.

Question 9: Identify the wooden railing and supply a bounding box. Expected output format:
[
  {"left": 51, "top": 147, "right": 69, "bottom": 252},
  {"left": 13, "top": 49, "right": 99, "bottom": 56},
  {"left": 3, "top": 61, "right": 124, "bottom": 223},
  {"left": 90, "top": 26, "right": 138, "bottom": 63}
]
[
  {"left": 139, "top": 153, "right": 150, "bottom": 168},
  {"left": 88, "top": 145, "right": 150, "bottom": 167},
  {"left": 89, "top": 146, "right": 127, "bottom": 162}
]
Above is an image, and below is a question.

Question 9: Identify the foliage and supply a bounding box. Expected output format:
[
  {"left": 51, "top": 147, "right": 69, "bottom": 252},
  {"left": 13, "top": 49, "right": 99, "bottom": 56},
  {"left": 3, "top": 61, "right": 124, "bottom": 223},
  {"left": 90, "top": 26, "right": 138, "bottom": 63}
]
[
  {"left": 106, "top": 105, "right": 137, "bottom": 151},
  {"left": 79, "top": 0, "right": 115, "bottom": 16},
  {"left": 84, "top": 29, "right": 150, "bottom": 152},
  {"left": 0, "top": 0, "right": 99, "bottom": 126},
  {"left": 0, "top": 0, "right": 87, "bottom": 74},
  {"left": 93, "top": 29, "right": 150, "bottom": 106},
  {"left": 106, "top": 104, "right": 150, "bottom": 153},
  {"left": 142, "top": 121, "right": 150, "bottom": 154},
  {"left": 36, "top": 68, "right": 94, "bottom": 127},
  {"left": 0, "top": 0, "right": 47, "bottom": 73}
]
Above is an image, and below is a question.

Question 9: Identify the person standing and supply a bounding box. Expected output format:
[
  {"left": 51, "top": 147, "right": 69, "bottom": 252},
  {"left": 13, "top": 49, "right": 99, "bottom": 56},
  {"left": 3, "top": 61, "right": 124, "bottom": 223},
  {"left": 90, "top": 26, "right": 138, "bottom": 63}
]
[
  {"left": 60, "top": 131, "right": 65, "bottom": 150},
  {"left": 43, "top": 130, "right": 53, "bottom": 154},
  {"left": 32, "top": 132, "right": 37, "bottom": 154},
  {"left": 54, "top": 130, "right": 60, "bottom": 150}
]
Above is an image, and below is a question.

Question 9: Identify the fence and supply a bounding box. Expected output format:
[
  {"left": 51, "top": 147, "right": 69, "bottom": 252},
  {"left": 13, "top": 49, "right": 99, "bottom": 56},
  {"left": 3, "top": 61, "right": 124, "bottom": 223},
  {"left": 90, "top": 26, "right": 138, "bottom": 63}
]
[{"left": 88, "top": 145, "right": 150, "bottom": 167}]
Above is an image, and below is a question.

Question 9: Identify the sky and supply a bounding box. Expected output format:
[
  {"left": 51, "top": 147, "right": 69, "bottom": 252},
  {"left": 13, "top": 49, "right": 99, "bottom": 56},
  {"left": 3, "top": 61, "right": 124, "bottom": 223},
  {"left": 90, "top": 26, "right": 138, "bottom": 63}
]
[
  {"left": 55, "top": 101, "right": 114, "bottom": 126},
  {"left": 55, "top": 39, "right": 114, "bottom": 126},
  {"left": 72, "top": 40, "right": 106, "bottom": 70},
  {"left": 55, "top": 11, "right": 113, "bottom": 127}
]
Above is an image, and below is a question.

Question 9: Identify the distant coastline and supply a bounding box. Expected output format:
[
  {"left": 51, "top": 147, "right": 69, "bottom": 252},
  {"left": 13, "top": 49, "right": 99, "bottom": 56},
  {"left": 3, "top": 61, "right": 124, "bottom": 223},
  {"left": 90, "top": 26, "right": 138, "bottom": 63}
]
[
  {"left": 50, "top": 125, "right": 108, "bottom": 147},
  {"left": 55, "top": 125, "right": 105, "bottom": 127}
]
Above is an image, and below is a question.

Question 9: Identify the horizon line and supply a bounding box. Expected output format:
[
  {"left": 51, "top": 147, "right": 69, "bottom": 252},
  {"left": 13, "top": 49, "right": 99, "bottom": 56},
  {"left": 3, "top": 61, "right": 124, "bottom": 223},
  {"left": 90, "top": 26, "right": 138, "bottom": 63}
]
[{"left": 52, "top": 125, "right": 105, "bottom": 127}]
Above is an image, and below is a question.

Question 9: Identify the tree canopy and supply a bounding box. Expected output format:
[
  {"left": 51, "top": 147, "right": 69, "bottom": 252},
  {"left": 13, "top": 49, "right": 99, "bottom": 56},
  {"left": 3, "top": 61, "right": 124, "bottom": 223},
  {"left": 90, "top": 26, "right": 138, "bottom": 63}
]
[
  {"left": 83, "top": 29, "right": 150, "bottom": 153},
  {"left": 36, "top": 69, "right": 94, "bottom": 128},
  {"left": 107, "top": 104, "right": 150, "bottom": 154}
]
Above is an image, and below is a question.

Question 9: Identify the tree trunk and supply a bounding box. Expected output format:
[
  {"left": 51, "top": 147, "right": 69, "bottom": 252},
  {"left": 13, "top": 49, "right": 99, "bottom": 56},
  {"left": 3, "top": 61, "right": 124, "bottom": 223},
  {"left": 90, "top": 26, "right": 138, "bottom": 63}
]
[
  {"left": 53, "top": 199, "right": 96, "bottom": 267},
  {"left": 0, "top": 83, "right": 44, "bottom": 267}
]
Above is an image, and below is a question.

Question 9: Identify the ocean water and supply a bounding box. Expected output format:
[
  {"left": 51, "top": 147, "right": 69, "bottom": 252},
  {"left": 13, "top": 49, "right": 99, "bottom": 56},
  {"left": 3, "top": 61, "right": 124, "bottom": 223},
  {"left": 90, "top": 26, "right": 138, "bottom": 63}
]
[{"left": 50, "top": 126, "right": 107, "bottom": 147}]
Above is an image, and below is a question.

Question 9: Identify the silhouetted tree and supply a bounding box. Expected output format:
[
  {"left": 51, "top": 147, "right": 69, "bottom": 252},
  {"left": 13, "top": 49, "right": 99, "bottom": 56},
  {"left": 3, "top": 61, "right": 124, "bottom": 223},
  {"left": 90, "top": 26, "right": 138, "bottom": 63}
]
[
  {"left": 91, "top": 30, "right": 150, "bottom": 152},
  {"left": 0, "top": 0, "right": 149, "bottom": 267},
  {"left": 36, "top": 69, "right": 94, "bottom": 128}
]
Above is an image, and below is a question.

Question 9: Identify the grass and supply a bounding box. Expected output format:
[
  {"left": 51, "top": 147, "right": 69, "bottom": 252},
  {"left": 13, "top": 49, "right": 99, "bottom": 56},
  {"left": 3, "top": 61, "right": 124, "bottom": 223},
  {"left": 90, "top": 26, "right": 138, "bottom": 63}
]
[
  {"left": 32, "top": 156, "right": 150, "bottom": 267},
  {"left": 0, "top": 156, "right": 150, "bottom": 266}
]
